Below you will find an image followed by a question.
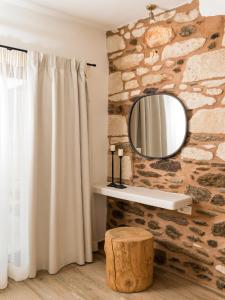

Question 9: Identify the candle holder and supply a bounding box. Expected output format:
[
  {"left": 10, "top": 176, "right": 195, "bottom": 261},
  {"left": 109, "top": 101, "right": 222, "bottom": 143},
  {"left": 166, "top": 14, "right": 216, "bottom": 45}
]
[
  {"left": 107, "top": 149, "right": 118, "bottom": 188},
  {"left": 116, "top": 155, "right": 127, "bottom": 189}
]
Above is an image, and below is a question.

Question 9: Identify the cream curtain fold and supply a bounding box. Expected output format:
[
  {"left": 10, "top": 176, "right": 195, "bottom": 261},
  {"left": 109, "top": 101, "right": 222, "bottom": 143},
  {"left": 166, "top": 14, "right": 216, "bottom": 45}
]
[
  {"left": 0, "top": 49, "right": 92, "bottom": 289},
  {"left": 131, "top": 95, "right": 167, "bottom": 157}
]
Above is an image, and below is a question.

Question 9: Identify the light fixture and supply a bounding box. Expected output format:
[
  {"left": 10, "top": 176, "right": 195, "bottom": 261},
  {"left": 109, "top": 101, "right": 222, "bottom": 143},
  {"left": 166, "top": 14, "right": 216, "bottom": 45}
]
[{"left": 146, "top": 4, "right": 157, "bottom": 23}]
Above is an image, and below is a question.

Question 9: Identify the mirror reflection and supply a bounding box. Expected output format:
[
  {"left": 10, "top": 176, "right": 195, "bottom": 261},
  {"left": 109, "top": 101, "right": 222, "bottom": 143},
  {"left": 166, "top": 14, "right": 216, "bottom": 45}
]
[{"left": 129, "top": 93, "right": 187, "bottom": 158}]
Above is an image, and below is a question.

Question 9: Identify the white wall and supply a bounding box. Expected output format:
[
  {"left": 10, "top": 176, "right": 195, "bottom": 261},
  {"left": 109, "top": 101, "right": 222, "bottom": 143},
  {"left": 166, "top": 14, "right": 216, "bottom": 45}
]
[
  {"left": 199, "top": 0, "right": 225, "bottom": 16},
  {"left": 0, "top": 1, "right": 108, "bottom": 245}
]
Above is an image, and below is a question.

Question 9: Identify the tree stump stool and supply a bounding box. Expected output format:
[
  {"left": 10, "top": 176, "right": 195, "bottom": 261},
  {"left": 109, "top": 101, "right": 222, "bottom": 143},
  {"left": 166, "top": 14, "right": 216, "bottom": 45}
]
[{"left": 104, "top": 226, "right": 154, "bottom": 293}]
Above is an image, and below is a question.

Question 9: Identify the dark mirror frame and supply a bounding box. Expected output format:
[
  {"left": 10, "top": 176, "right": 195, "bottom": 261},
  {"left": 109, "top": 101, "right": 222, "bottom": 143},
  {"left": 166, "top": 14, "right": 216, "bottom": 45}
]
[{"left": 128, "top": 91, "right": 188, "bottom": 160}]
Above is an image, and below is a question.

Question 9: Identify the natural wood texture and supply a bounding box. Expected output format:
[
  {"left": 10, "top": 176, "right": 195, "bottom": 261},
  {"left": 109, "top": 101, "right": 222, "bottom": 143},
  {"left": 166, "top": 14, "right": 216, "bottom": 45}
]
[
  {"left": 104, "top": 227, "right": 154, "bottom": 293},
  {"left": 0, "top": 253, "right": 224, "bottom": 300}
]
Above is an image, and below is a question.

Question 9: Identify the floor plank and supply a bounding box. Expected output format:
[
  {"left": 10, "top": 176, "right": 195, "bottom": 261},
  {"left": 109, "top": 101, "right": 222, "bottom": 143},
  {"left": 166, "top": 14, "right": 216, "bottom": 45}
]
[
  {"left": 0, "top": 253, "right": 224, "bottom": 300},
  {"left": 0, "top": 280, "right": 41, "bottom": 300}
]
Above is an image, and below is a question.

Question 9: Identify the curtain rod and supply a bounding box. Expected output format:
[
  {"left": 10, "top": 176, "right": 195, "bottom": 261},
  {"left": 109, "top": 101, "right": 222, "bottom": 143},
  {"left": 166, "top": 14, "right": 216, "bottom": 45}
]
[{"left": 0, "top": 44, "right": 97, "bottom": 67}]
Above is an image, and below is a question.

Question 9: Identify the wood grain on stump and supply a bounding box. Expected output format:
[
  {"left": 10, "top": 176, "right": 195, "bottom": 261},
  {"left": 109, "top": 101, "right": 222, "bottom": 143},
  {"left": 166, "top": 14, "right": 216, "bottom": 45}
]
[{"left": 104, "top": 227, "right": 154, "bottom": 293}]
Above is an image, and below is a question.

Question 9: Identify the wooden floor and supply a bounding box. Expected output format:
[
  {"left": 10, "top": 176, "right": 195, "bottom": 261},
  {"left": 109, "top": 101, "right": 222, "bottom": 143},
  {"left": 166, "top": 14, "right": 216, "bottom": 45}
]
[{"left": 0, "top": 253, "right": 224, "bottom": 300}]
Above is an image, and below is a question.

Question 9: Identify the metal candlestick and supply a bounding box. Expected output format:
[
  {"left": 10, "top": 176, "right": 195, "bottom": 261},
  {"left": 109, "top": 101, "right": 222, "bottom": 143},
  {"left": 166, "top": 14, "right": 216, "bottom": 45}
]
[
  {"left": 116, "top": 156, "right": 127, "bottom": 189},
  {"left": 107, "top": 151, "right": 118, "bottom": 188}
]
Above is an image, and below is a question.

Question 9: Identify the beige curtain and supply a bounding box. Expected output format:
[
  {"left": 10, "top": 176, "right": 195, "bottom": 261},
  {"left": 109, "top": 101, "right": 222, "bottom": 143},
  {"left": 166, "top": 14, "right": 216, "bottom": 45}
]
[
  {"left": 0, "top": 49, "right": 92, "bottom": 289},
  {"left": 131, "top": 95, "right": 167, "bottom": 157},
  {"left": 28, "top": 53, "right": 92, "bottom": 276}
]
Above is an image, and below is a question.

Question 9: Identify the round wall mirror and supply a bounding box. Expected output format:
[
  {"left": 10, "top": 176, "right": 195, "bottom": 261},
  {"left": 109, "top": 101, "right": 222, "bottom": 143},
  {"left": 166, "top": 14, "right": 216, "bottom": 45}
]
[{"left": 128, "top": 93, "right": 187, "bottom": 159}]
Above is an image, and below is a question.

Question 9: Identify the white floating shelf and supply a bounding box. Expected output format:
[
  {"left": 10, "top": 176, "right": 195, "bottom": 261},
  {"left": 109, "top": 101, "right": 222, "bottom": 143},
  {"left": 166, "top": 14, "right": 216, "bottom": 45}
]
[{"left": 93, "top": 184, "right": 192, "bottom": 211}]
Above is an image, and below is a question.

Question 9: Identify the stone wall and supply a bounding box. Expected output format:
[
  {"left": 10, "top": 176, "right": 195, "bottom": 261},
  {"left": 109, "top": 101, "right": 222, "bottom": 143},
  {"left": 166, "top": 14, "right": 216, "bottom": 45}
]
[{"left": 107, "top": 0, "right": 225, "bottom": 294}]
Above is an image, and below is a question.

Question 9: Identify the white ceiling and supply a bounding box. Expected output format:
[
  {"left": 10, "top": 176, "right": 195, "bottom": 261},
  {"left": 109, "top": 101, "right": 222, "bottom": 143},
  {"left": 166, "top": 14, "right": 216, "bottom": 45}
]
[{"left": 4, "top": 0, "right": 192, "bottom": 30}]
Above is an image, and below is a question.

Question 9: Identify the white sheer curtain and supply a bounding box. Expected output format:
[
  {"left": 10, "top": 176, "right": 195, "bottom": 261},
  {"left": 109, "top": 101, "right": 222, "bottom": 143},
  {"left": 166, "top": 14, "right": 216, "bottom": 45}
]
[
  {"left": 0, "top": 49, "right": 31, "bottom": 289},
  {"left": 0, "top": 49, "right": 92, "bottom": 289}
]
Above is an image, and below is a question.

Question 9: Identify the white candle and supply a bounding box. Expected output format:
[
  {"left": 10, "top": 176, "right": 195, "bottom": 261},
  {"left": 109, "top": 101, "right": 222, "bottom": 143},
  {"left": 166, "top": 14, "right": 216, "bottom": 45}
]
[
  {"left": 110, "top": 145, "right": 116, "bottom": 152},
  {"left": 118, "top": 149, "right": 123, "bottom": 157}
]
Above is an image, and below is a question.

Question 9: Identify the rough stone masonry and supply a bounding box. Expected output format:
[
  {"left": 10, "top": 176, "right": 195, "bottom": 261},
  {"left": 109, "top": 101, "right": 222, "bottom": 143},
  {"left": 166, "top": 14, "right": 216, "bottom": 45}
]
[{"left": 107, "top": 0, "right": 225, "bottom": 294}]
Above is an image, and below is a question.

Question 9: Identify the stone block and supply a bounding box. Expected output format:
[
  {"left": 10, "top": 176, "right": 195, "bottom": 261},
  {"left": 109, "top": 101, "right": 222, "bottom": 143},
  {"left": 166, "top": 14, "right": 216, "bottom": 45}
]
[
  {"left": 145, "top": 26, "right": 174, "bottom": 48},
  {"left": 114, "top": 53, "right": 144, "bottom": 70},
  {"left": 108, "top": 115, "right": 127, "bottom": 136},
  {"left": 183, "top": 49, "right": 225, "bottom": 83},
  {"left": 109, "top": 72, "right": 123, "bottom": 95},
  {"left": 107, "top": 35, "right": 125, "bottom": 53},
  {"left": 162, "top": 38, "right": 206, "bottom": 60}
]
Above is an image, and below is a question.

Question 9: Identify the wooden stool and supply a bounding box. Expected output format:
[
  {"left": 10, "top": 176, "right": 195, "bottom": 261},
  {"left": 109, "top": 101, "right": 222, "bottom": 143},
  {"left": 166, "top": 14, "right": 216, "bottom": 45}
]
[{"left": 104, "top": 226, "right": 154, "bottom": 293}]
